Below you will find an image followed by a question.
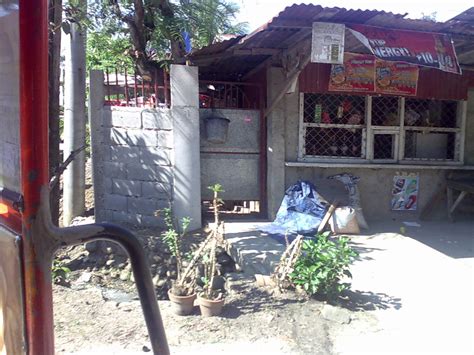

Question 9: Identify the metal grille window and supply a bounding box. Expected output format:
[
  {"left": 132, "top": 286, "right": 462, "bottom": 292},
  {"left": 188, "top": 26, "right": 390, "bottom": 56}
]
[
  {"left": 403, "top": 99, "right": 462, "bottom": 162},
  {"left": 300, "top": 93, "right": 366, "bottom": 160},
  {"left": 299, "top": 93, "right": 466, "bottom": 165}
]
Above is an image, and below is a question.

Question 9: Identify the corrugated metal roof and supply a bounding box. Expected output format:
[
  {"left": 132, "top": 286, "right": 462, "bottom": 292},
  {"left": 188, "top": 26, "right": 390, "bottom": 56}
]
[
  {"left": 448, "top": 7, "right": 474, "bottom": 22},
  {"left": 191, "top": 4, "right": 474, "bottom": 80},
  {"left": 189, "top": 35, "right": 244, "bottom": 57}
]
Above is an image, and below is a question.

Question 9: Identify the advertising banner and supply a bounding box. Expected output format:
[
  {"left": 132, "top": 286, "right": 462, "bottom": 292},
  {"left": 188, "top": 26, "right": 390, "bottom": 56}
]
[
  {"left": 311, "top": 22, "right": 345, "bottom": 64},
  {"left": 329, "top": 53, "right": 375, "bottom": 92},
  {"left": 348, "top": 24, "right": 461, "bottom": 74},
  {"left": 375, "top": 59, "right": 419, "bottom": 96}
]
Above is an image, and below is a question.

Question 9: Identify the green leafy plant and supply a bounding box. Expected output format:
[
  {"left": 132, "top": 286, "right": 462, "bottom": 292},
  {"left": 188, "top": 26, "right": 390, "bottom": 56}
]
[
  {"left": 52, "top": 259, "right": 71, "bottom": 286},
  {"left": 159, "top": 207, "right": 193, "bottom": 295},
  {"left": 289, "top": 232, "right": 358, "bottom": 298}
]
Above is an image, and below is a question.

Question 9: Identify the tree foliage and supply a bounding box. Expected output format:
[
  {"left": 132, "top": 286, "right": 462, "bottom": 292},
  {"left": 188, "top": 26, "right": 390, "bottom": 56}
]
[{"left": 87, "top": 0, "right": 248, "bottom": 73}]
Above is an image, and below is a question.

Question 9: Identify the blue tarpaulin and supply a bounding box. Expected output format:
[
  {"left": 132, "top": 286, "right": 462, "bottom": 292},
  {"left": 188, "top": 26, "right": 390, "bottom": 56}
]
[{"left": 259, "top": 181, "right": 328, "bottom": 241}]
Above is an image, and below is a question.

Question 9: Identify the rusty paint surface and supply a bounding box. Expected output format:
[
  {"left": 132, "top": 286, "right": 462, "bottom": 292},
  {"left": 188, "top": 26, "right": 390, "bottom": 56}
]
[{"left": 19, "top": 1, "right": 54, "bottom": 354}]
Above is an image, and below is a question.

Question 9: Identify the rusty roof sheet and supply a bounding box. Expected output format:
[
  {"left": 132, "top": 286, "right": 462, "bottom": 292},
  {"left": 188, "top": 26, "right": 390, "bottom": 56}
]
[
  {"left": 191, "top": 4, "right": 474, "bottom": 80},
  {"left": 190, "top": 35, "right": 244, "bottom": 57}
]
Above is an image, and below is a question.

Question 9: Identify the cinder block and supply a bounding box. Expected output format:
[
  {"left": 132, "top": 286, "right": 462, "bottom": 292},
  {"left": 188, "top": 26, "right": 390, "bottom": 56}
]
[
  {"left": 127, "top": 164, "right": 173, "bottom": 184},
  {"left": 141, "top": 181, "right": 172, "bottom": 198},
  {"left": 104, "top": 178, "right": 113, "bottom": 194},
  {"left": 110, "top": 145, "right": 141, "bottom": 163},
  {"left": 140, "top": 147, "right": 171, "bottom": 166},
  {"left": 156, "top": 199, "right": 170, "bottom": 210},
  {"left": 142, "top": 109, "right": 173, "bottom": 130},
  {"left": 111, "top": 211, "right": 142, "bottom": 226},
  {"left": 127, "top": 129, "right": 158, "bottom": 147},
  {"left": 108, "top": 127, "right": 129, "bottom": 145},
  {"left": 103, "top": 162, "right": 127, "bottom": 179},
  {"left": 141, "top": 215, "right": 166, "bottom": 228},
  {"left": 157, "top": 130, "right": 173, "bottom": 148},
  {"left": 127, "top": 197, "right": 159, "bottom": 215},
  {"left": 110, "top": 109, "right": 141, "bottom": 128},
  {"left": 112, "top": 179, "right": 141, "bottom": 196},
  {"left": 104, "top": 194, "right": 127, "bottom": 211}
]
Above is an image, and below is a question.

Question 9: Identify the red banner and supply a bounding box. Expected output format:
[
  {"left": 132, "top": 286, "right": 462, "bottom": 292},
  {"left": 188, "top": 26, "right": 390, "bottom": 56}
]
[
  {"left": 375, "top": 59, "right": 419, "bottom": 96},
  {"left": 329, "top": 53, "right": 375, "bottom": 92},
  {"left": 348, "top": 24, "right": 461, "bottom": 74}
]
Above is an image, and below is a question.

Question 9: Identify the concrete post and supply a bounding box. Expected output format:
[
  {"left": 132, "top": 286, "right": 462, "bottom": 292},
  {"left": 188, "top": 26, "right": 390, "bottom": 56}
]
[
  {"left": 88, "top": 70, "right": 105, "bottom": 222},
  {"left": 266, "top": 67, "right": 287, "bottom": 219},
  {"left": 170, "top": 64, "right": 202, "bottom": 230},
  {"left": 62, "top": 13, "right": 86, "bottom": 225}
]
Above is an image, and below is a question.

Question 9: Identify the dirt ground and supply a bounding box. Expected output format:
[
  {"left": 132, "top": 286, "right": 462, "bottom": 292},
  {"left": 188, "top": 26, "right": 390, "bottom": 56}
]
[{"left": 53, "top": 273, "right": 362, "bottom": 355}]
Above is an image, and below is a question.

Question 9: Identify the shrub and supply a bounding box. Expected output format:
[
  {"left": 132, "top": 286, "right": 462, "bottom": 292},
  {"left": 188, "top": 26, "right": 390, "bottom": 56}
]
[
  {"left": 289, "top": 232, "right": 358, "bottom": 298},
  {"left": 52, "top": 259, "right": 71, "bottom": 286}
]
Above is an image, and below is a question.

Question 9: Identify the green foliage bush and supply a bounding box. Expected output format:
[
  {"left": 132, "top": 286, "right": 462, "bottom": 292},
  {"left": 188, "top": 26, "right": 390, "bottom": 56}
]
[
  {"left": 52, "top": 259, "right": 71, "bottom": 286},
  {"left": 289, "top": 232, "right": 358, "bottom": 298}
]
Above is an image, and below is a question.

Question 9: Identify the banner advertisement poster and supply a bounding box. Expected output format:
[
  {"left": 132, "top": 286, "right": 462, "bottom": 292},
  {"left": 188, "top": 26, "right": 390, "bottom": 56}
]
[
  {"left": 329, "top": 53, "right": 375, "bottom": 92},
  {"left": 311, "top": 22, "right": 345, "bottom": 64},
  {"left": 375, "top": 59, "right": 419, "bottom": 96},
  {"left": 348, "top": 24, "right": 461, "bottom": 74},
  {"left": 391, "top": 174, "right": 419, "bottom": 211}
]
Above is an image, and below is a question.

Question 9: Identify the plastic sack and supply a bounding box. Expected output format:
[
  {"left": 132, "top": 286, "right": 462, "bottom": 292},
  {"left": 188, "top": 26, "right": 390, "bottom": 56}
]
[
  {"left": 329, "top": 207, "right": 360, "bottom": 234},
  {"left": 260, "top": 180, "right": 328, "bottom": 236},
  {"left": 327, "top": 173, "right": 369, "bottom": 229}
]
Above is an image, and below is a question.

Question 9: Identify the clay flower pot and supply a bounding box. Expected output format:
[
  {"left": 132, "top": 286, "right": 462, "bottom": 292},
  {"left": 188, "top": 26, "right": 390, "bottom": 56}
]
[
  {"left": 168, "top": 289, "right": 196, "bottom": 316},
  {"left": 197, "top": 294, "right": 225, "bottom": 317}
]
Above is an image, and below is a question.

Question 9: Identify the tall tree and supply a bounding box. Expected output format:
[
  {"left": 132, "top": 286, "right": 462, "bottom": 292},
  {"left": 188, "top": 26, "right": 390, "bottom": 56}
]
[{"left": 88, "top": 0, "right": 247, "bottom": 73}]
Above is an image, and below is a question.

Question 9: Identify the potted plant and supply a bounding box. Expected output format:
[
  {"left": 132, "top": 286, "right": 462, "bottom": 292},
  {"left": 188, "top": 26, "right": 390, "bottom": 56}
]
[
  {"left": 197, "top": 184, "right": 225, "bottom": 317},
  {"left": 160, "top": 208, "right": 196, "bottom": 315}
]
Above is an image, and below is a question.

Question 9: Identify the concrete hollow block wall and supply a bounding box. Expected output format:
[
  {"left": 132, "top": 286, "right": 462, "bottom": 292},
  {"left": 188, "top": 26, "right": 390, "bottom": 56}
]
[
  {"left": 89, "top": 65, "right": 202, "bottom": 230},
  {"left": 95, "top": 106, "right": 174, "bottom": 228}
]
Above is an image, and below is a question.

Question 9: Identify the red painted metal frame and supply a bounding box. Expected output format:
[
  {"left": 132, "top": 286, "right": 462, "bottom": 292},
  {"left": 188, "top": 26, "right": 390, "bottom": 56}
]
[{"left": 19, "top": 1, "right": 54, "bottom": 354}]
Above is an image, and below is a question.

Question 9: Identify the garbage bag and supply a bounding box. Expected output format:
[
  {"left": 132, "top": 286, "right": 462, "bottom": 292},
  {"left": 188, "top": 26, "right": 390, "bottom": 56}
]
[{"left": 260, "top": 180, "right": 328, "bottom": 236}]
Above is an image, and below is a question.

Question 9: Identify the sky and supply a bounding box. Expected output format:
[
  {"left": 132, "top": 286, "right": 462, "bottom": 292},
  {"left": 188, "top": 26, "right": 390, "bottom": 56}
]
[{"left": 234, "top": 0, "right": 471, "bottom": 32}]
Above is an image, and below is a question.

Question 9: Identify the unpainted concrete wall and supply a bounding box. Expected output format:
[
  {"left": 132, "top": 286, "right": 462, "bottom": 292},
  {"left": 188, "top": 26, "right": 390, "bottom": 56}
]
[
  {"left": 90, "top": 65, "right": 202, "bottom": 230},
  {"left": 0, "top": 8, "right": 20, "bottom": 193},
  {"left": 94, "top": 106, "right": 174, "bottom": 227},
  {"left": 268, "top": 69, "right": 474, "bottom": 221},
  {"left": 200, "top": 109, "right": 260, "bottom": 200}
]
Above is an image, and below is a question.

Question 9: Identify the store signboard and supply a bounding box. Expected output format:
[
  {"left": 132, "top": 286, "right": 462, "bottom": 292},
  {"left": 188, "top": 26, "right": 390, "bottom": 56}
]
[
  {"left": 329, "top": 53, "right": 375, "bottom": 92},
  {"left": 375, "top": 59, "right": 419, "bottom": 96},
  {"left": 348, "top": 24, "right": 461, "bottom": 74},
  {"left": 0, "top": 3, "right": 20, "bottom": 194},
  {"left": 311, "top": 22, "right": 345, "bottom": 64}
]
